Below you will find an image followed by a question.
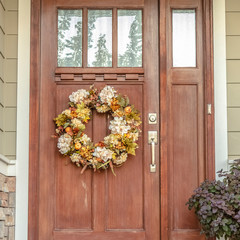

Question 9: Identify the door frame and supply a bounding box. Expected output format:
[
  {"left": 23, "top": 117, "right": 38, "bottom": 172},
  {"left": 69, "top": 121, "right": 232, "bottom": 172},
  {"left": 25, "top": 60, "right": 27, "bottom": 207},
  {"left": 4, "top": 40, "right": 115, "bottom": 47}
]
[{"left": 28, "top": 0, "right": 215, "bottom": 239}]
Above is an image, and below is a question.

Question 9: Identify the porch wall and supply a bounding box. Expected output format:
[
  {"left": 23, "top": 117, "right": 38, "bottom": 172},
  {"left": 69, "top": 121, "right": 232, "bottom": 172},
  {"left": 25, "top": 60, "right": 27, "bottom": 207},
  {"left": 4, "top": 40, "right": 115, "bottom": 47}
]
[
  {"left": 226, "top": 0, "right": 240, "bottom": 160},
  {"left": 0, "top": 0, "right": 18, "bottom": 160},
  {"left": 0, "top": 1, "right": 18, "bottom": 239}
]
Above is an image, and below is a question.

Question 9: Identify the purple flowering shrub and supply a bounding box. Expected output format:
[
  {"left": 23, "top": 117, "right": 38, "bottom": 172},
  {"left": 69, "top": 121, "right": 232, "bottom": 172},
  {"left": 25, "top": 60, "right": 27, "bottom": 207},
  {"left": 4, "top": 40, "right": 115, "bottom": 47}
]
[{"left": 187, "top": 159, "right": 240, "bottom": 240}]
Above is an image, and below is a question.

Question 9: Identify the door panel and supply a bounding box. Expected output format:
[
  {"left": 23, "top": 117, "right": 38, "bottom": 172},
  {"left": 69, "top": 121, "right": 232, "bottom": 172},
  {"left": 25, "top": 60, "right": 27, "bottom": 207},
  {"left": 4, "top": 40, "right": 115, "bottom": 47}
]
[{"left": 172, "top": 85, "right": 199, "bottom": 230}]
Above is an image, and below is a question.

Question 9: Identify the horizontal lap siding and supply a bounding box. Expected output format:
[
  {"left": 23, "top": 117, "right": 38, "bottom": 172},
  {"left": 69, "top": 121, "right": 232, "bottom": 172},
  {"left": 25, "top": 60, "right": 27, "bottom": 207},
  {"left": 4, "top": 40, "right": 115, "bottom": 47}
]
[
  {"left": 0, "top": 0, "right": 18, "bottom": 159},
  {"left": 226, "top": 0, "right": 240, "bottom": 160},
  {"left": 0, "top": 0, "right": 5, "bottom": 155}
]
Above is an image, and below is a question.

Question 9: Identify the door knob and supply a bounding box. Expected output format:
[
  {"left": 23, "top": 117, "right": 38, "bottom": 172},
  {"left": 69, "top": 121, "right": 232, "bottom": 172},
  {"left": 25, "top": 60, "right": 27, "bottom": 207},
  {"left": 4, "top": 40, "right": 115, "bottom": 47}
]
[{"left": 148, "top": 131, "right": 157, "bottom": 173}]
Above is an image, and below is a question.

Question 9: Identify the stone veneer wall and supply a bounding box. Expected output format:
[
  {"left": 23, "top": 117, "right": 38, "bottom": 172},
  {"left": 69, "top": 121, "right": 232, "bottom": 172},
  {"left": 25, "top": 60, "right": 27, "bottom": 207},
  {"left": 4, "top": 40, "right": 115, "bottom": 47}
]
[{"left": 0, "top": 174, "right": 15, "bottom": 240}]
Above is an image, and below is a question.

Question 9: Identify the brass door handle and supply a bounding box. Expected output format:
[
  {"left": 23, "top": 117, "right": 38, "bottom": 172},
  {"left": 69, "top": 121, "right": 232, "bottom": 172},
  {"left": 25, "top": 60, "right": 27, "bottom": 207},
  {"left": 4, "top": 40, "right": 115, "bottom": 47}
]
[{"left": 148, "top": 131, "right": 157, "bottom": 173}]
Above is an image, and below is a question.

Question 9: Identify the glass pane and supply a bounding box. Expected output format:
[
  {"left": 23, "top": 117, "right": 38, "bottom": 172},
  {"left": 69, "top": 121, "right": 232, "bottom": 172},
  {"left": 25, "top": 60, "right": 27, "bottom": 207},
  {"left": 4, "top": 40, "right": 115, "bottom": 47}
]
[
  {"left": 118, "top": 10, "right": 142, "bottom": 67},
  {"left": 58, "top": 10, "right": 83, "bottom": 67},
  {"left": 172, "top": 9, "right": 196, "bottom": 67},
  {"left": 88, "top": 10, "right": 112, "bottom": 67}
]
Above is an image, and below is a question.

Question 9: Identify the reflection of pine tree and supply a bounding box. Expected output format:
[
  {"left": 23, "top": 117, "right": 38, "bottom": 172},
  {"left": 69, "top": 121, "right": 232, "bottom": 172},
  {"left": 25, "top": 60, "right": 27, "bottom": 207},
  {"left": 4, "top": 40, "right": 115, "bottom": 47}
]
[
  {"left": 92, "top": 34, "right": 112, "bottom": 67},
  {"left": 119, "top": 16, "right": 142, "bottom": 67},
  {"left": 88, "top": 15, "right": 96, "bottom": 49},
  {"left": 58, "top": 12, "right": 71, "bottom": 66},
  {"left": 58, "top": 10, "right": 82, "bottom": 67},
  {"left": 64, "top": 20, "right": 82, "bottom": 67}
]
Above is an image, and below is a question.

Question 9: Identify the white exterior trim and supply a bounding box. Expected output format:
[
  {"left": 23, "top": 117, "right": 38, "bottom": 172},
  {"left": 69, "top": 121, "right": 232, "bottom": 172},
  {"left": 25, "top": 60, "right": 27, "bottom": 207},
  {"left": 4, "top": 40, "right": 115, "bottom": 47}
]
[
  {"left": 0, "top": 154, "right": 16, "bottom": 176},
  {"left": 15, "top": 0, "right": 31, "bottom": 239},
  {"left": 213, "top": 0, "right": 228, "bottom": 175},
  {"left": 14, "top": 1, "right": 228, "bottom": 239}
]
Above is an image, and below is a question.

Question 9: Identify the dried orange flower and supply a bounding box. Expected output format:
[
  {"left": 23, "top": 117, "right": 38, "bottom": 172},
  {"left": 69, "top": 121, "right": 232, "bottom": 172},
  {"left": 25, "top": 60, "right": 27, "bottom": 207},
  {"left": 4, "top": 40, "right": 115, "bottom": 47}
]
[
  {"left": 65, "top": 127, "right": 72, "bottom": 133},
  {"left": 75, "top": 142, "right": 81, "bottom": 150},
  {"left": 111, "top": 98, "right": 120, "bottom": 111},
  {"left": 124, "top": 106, "right": 132, "bottom": 114}
]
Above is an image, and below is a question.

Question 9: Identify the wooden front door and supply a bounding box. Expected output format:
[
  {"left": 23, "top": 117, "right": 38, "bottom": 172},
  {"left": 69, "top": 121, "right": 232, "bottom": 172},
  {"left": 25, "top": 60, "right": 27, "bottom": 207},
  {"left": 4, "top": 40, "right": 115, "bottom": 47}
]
[{"left": 29, "top": 0, "right": 214, "bottom": 240}]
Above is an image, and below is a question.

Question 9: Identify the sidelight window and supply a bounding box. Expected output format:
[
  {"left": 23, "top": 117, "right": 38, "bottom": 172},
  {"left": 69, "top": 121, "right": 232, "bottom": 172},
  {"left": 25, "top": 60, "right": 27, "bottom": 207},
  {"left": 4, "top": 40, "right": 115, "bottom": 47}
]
[
  {"left": 172, "top": 9, "right": 196, "bottom": 68},
  {"left": 57, "top": 9, "right": 143, "bottom": 68}
]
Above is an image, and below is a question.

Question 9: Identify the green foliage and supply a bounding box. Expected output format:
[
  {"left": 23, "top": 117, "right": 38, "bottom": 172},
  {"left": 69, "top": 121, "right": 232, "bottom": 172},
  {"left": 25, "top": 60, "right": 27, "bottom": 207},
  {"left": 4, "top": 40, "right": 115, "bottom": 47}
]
[
  {"left": 123, "top": 137, "right": 138, "bottom": 155},
  {"left": 75, "top": 103, "right": 91, "bottom": 122},
  {"left": 125, "top": 106, "right": 141, "bottom": 122},
  {"left": 116, "top": 95, "right": 129, "bottom": 108},
  {"left": 54, "top": 113, "right": 68, "bottom": 127}
]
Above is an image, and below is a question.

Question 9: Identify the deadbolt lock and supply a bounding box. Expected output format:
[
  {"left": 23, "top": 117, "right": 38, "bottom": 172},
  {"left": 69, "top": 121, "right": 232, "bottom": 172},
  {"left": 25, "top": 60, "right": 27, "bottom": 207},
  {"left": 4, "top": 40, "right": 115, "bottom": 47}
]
[{"left": 148, "top": 113, "right": 157, "bottom": 124}]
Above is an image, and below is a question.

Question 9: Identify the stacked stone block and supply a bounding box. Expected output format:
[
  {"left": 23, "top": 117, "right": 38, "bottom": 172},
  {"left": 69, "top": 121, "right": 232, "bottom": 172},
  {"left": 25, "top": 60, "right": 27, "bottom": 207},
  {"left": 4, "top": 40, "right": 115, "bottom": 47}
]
[{"left": 0, "top": 174, "right": 15, "bottom": 240}]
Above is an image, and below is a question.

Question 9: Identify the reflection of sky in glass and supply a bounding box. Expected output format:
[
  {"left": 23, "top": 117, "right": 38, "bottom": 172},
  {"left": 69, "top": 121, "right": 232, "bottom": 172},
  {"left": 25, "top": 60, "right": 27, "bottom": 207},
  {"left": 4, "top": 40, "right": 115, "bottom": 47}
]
[
  {"left": 58, "top": 10, "right": 82, "bottom": 66},
  {"left": 118, "top": 16, "right": 135, "bottom": 55},
  {"left": 88, "top": 11, "right": 112, "bottom": 67},
  {"left": 172, "top": 10, "right": 196, "bottom": 67}
]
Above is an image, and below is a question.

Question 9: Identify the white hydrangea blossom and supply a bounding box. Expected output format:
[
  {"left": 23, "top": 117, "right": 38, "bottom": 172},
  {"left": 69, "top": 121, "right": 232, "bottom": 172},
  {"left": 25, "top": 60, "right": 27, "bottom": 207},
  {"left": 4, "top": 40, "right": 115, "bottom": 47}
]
[
  {"left": 113, "top": 153, "right": 128, "bottom": 165},
  {"left": 70, "top": 153, "right": 81, "bottom": 163},
  {"left": 80, "top": 134, "right": 91, "bottom": 145},
  {"left": 57, "top": 134, "right": 72, "bottom": 154},
  {"left": 99, "top": 86, "right": 116, "bottom": 106},
  {"left": 93, "top": 147, "right": 114, "bottom": 162},
  {"left": 62, "top": 109, "right": 71, "bottom": 118},
  {"left": 69, "top": 89, "right": 89, "bottom": 104},
  {"left": 104, "top": 134, "right": 119, "bottom": 146},
  {"left": 129, "top": 132, "right": 139, "bottom": 141},
  {"left": 96, "top": 105, "right": 110, "bottom": 113},
  {"left": 109, "top": 117, "right": 131, "bottom": 135},
  {"left": 71, "top": 118, "right": 84, "bottom": 129}
]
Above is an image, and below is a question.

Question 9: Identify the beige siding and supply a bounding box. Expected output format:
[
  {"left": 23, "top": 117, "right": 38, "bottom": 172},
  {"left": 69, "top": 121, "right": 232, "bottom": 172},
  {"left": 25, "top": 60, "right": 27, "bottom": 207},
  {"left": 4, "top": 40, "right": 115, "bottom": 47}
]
[
  {"left": 0, "top": 0, "right": 18, "bottom": 159},
  {"left": 226, "top": 0, "right": 240, "bottom": 161},
  {"left": 227, "top": 60, "right": 240, "bottom": 83},
  {"left": 0, "top": 0, "right": 5, "bottom": 155},
  {"left": 226, "top": 0, "right": 240, "bottom": 11}
]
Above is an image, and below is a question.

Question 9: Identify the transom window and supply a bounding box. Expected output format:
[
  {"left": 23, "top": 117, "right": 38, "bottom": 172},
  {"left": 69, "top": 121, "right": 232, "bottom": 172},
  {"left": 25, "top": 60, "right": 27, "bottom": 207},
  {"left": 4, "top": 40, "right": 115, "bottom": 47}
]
[{"left": 58, "top": 9, "right": 143, "bottom": 68}]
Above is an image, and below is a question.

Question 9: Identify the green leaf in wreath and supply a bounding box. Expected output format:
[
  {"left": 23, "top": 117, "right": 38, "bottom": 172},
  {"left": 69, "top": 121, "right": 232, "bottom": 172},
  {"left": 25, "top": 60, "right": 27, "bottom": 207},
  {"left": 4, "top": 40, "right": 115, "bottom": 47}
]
[{"left": 54, "top": 113, "right": 68, "bottom": 127}]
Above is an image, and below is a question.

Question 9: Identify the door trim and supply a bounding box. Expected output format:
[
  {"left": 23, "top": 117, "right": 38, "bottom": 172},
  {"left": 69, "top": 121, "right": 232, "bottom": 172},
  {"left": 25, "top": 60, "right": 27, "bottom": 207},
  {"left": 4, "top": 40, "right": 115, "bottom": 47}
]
[
  {"left": 159, "top": 0, "right": 215, "bottom": 239},
  {"left": 28, "top": 0, "right": 41, "bottom": 239},
  {"left": 28, "top": 0, "right": 215, "bottom": 239}
]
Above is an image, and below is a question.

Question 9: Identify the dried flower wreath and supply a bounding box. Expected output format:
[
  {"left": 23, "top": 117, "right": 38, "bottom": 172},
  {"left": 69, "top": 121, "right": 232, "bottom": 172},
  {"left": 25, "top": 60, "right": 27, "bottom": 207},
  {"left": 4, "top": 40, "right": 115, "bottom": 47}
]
[{"left": 53, "top": 85, "right": 141, "bottom": 175}]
